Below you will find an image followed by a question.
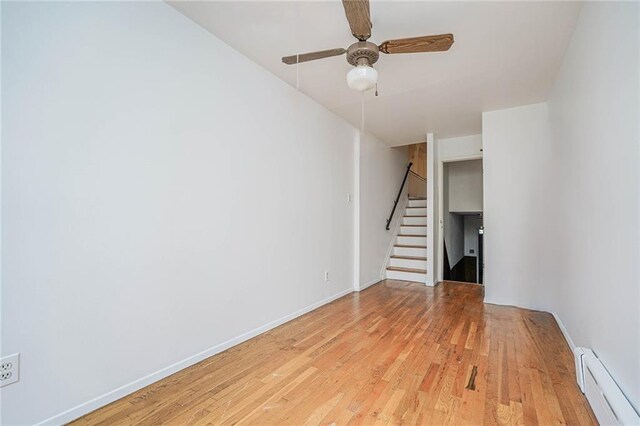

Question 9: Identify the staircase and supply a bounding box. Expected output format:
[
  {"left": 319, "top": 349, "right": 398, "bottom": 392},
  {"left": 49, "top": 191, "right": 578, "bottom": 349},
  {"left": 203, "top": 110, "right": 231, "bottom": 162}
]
[{"left": 385, "top": 197, "right": 427, "bottom": 283}]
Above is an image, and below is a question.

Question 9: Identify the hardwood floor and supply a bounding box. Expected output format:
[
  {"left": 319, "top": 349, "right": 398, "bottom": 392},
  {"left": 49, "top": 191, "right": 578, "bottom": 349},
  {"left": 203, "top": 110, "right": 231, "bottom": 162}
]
[{"left": 72, "top": 281, "right": 596, "bottom": 425}]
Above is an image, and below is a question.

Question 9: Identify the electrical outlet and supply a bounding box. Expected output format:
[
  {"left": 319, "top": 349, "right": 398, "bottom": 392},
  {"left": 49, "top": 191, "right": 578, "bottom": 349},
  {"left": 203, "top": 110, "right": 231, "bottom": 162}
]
[
  {"left": 0, "top": 353, "right": 19, "bottom": 387},
  {"left": 324, "top": 271, "right": 329, "bottom": 282},
  {"left": 347, "top": 193, "right": 352, "bottom": 203},
  {"left": 470, "top": 249, "right": 475, "bottom": 254}
]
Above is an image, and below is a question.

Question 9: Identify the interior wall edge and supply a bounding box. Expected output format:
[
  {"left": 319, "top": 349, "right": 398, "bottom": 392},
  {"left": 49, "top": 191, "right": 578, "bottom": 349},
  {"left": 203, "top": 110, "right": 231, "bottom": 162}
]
[
  {"left": 482, "top": 298, "right": 550, "bottom": 316},
  {"left": 552, "top": 311, "right": 577, "bottom": 353},
  {"left": 359, "top": 278, "right": 383, "bottom": 292}
]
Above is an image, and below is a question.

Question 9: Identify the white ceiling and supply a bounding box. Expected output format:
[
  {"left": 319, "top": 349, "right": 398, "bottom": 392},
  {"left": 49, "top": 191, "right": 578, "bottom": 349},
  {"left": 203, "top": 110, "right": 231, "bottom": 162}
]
[{"left": 168, "top": 1, "right": 581, "bottom": 146}]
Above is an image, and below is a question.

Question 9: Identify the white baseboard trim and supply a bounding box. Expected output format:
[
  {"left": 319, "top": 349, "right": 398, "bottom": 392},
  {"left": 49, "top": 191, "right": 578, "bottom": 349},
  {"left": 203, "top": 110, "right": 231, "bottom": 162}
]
[
  {"left": 551, "top": 312, "right": 576, "bottom": 353},
  {"left": 483, "top": 296, "right": 545, "bottom": 313},
  {"left": 359, "top": 278, "right": 382, "bottom": 292},
  {"left": 554, "top": 315, "right": 640, "bottom": 424},
  {"left": 483, "top": 298, "right": 575, "bottom": 352},
  {"left": 36, "top": 287, "right": 354, "bottom": 425},
  {"left": 475, "top": 301, "right": 638, "bottom": 422}
]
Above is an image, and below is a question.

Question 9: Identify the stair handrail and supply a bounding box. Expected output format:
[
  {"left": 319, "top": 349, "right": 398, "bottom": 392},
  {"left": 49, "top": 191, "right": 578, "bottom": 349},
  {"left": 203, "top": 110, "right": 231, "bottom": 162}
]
[
  {"left": 408, "top": 169, "right": 426, "bottom": 182},
  {"left": 386, "top": 162, "right": 413, "bottom": 230}
]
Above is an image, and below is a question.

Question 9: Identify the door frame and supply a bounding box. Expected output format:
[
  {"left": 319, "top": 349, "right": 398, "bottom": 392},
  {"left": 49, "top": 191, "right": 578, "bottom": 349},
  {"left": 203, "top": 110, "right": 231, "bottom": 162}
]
[{"left": 436, "top": 154, "right": 483, "bottom": 283}]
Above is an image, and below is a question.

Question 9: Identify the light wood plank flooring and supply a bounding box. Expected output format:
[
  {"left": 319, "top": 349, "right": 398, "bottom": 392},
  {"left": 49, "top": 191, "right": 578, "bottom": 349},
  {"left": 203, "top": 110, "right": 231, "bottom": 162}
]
[{"left": 72, "top": 280, "right": 596, "bottom": 425}]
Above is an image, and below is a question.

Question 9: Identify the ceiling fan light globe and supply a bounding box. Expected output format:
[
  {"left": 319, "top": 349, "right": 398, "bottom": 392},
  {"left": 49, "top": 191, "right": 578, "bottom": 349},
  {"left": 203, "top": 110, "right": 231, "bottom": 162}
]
[{"left": 346, "top": 65, "right": 378, "bottom": 92}]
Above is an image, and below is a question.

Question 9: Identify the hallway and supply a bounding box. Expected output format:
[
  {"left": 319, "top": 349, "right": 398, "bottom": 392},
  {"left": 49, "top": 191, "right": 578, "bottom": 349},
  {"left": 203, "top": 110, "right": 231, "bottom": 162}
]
[{"left": 73, "top": 281, "right": 596, "bottom": 425}]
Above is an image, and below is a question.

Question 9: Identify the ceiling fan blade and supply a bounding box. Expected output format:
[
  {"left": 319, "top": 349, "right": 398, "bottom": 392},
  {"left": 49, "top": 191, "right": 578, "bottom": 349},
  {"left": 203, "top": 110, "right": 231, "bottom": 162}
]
[
  {"left": 379, "top": 34, "right": 454, "bottom": 54},
  {"left": 342, "top": 0, "right": 372, "bottom": 41},
  {"left": 282, "top": 48, "right": 347, "bottom": 65}
]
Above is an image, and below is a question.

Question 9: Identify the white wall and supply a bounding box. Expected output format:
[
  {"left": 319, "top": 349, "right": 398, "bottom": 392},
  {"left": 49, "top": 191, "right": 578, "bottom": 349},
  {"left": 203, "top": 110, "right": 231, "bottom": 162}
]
[
  {"left": 442, "top": 164, "right": 464, "bottom": 267},
  {"left": 547, "top": 2, "right": 639, "bottom": 411},
  {"left": 464, "top": 216, "right": 482, "bottom": 257},
  {"left": 448, "top": 160, "right": 483, "bottom": 213},
  {"left": 444, "top": 215, "right": 464, "bottom": 267},
  {"left": 483, "top": 102, "right": 555, "bottom": 310},
  {"left": 438, "top": 134, "right": 483, "bottom": 161},
  {"left": 483, "top": 2, "right": 639, "bottom": 412},
  {"left": 1, "top": 2, "right": 358, "bottom": 424},
  {"left": 425, "top": 133, "right": 438, "bottom": 286},
  {"left": 358, "top": 133, "right": 407, "bottom": 289}
]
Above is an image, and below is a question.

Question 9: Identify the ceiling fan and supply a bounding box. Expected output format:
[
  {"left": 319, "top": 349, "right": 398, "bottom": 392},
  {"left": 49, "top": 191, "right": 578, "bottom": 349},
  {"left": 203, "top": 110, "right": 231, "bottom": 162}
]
[{"left": 281, "top": 0, "right": 454, "bottom": 92}]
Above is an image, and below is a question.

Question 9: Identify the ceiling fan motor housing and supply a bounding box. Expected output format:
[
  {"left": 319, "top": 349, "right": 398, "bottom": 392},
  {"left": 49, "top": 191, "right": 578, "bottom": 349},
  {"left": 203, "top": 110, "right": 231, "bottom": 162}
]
[{"left": 347, "top": 41, "right": 379, "bottom": 67}]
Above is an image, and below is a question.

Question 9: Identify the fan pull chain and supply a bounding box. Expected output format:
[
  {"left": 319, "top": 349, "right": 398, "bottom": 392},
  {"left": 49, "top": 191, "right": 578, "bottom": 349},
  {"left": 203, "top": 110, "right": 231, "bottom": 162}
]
[
  {"left": 375, "top": 83, "right": 378, "bottom": 97},
  {"left": 361, "top": 92, "right": 365, "bottom": 135},
  {"left": 295, "top": 2, "right": 300, "bottom": 91}
]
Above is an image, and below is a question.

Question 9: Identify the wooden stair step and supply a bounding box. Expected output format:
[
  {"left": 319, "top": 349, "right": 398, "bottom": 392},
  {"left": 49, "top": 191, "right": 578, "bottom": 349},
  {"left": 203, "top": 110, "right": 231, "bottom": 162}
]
[
  {"left": 390, "top": 255, "right": 427, "bottom": 260},
  {"left": 398, "top": 234, "right": 426, "bottom": 237},
  {"left": 404, "top": 215, "right": 427, "bottom": 218},
  {"left": 395, "top": 244, "right": 427, "bottom": 248},
  {"left": 401, "top": 224, "right": 426, "bottom": 227},
  {"left": 386, "top": 266, "right": 427, "bottom": 274},
  {"left": 408, "top": 197, "right": 426, "bottom": 200}
]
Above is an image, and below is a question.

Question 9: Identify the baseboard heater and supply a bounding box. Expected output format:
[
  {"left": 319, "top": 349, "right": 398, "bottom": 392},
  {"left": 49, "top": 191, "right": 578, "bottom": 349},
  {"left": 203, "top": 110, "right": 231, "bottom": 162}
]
[{"left": 575, "top": 347, "right": 640, "bottom": 425}]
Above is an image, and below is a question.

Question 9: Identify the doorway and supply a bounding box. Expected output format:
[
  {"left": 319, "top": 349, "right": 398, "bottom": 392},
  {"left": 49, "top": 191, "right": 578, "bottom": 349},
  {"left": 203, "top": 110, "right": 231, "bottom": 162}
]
[{"left": 441, "top": 159, "right": 483, "bottom": 284}]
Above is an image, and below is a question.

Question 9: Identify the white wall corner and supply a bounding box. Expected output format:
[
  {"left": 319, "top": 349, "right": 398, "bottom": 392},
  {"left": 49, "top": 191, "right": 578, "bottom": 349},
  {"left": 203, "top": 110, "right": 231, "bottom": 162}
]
[
  {"left": 552, "top": 312, "right": 577, "bottom": 354},
  {"left": 353, "top": 131, "right": 361, "bottom": 291},
  {"left": 357, "top": 133, "right": 407, "bottom": 290},
  {"left": 425, "top": 133, "right": 436, "bottom": 286},
  {"left": 359, "top": 278, "right": 383, "bottom": 292}
]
